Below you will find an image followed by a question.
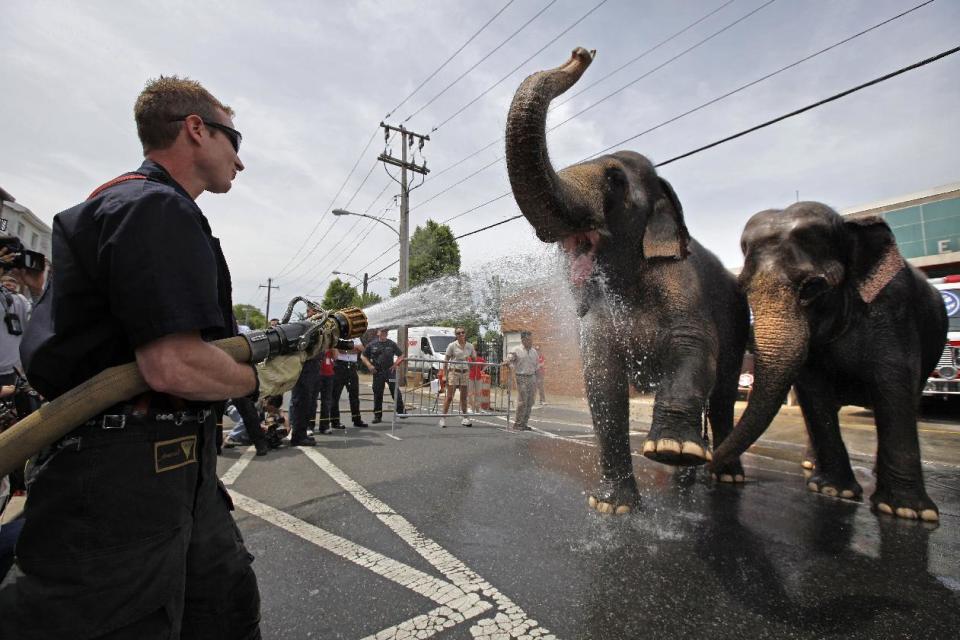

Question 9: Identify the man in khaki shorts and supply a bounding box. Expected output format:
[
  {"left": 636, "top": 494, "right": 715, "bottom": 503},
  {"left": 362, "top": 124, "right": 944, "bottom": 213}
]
[{"left": 440, "top": 327, "right": 475, "bottom": 427}]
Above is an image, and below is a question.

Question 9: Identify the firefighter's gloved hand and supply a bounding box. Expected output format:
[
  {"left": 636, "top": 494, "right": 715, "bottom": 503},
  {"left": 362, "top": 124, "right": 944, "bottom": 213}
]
[{"left": 255, "top": 337, "right": 326, "bottom": 397}]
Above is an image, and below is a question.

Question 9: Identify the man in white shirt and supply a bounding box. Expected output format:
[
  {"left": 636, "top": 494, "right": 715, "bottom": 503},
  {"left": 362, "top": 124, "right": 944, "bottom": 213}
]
[
  {"left": 507, "top": 331, "right": 539, "bottom": 431},
  {"left": 332, "top": 337, "right": 368, "bottom": 428},
  {"left": 440, "top": 327, "right": 475, "bottom": 427}
]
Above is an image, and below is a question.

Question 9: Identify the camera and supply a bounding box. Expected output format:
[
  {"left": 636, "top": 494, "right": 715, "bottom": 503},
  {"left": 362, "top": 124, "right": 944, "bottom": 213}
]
[{"left": 0, "top": 236, "right": 46, "bottom": 273}]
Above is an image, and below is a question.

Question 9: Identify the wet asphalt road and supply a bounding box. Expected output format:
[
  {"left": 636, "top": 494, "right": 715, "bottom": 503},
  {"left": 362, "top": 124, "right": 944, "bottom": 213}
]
[{"left": 218, "top": 391, "right": 960, "bottom": 640}]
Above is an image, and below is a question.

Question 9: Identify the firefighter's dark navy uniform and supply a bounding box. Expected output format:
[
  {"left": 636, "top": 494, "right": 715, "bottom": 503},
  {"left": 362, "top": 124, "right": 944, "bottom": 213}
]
[{"left": 0, "top": 159, "right": 262, "bottom": 639}]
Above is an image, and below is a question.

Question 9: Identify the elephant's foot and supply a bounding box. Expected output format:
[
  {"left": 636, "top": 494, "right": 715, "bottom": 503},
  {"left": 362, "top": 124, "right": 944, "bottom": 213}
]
[
  {"left": 587, "top": 476, "right": 639, "bottom": 515},
  {"left": 871, "top": 485, "right": 939, "bottom": 523},
  {"left": 711, "top": 458, "right": 745, "bottom": 484},
  {"left": 806, "top": 472, "right": 862, "bottom": 501}
]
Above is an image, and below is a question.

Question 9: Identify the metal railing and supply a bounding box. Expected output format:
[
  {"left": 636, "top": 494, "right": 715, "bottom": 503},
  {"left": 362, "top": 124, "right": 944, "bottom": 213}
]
[{"left": 387, "top": 357, "right": 512, "bottom": 430}]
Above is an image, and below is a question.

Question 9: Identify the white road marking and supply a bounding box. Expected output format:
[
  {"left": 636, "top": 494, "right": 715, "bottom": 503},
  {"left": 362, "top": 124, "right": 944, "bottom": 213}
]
[
  {"left": 383, "top": 433, "right": 402, "bottom": 441},
  {"left": 299, "top": 447, "right": 556, "bottom": 640},
  {"left": 220, "top": 446, "right": 257, "bottom": 486}
]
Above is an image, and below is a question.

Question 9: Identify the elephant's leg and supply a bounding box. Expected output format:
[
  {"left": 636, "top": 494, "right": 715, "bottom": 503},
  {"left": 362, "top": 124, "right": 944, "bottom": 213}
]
[
  {"left": 708, "top": 384, "right": 744, "bottom": 483},
  {"left": 870, "top": 389, "right": 938, "bottom": 522},
  {"left": 794, "top": 376, "right": 862, "bottom": 500},
  {"left": 583, "top": 345, "right": 637, "bottom": 514},
  {"left": 642, "top": 331, "right": 713, "bottom": 466}
]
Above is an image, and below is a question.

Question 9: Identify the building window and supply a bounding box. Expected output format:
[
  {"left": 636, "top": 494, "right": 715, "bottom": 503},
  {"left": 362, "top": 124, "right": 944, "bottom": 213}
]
[
  {"left": 31, "top": 232, "right": 39, "bottom": 249},
  {"left": 16, "top": 222, "right": 25, "bottom": 238}
]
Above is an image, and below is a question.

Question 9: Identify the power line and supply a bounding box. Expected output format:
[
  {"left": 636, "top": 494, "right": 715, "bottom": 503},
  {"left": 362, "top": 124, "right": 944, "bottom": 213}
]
[
  {"left": 654, "top": 43, "right": 960, "bottom": 167},
  {"left": 403, "top": 1, "right": 558, "bottom": 123},
  {"left": 384, "top": 0, "right": 517, "bottom": 119},
  {"left": 274, "top": 125, "right": 380, "bottom": 277},
  {"left": 430, "top": 0, "right": 611, "bottom": 133},
  {"left": 419, "top": 0, "right": 736, "bottom": 186},
  {"left": 550, "top": 0, "right": 737, "bottom": 110},
  {"left": 432, "top": 42, "right": 960, "bottom": 238},
  {"left": 548, "top": 0, "right": 778, "bottom": 133},
  {"left": 412, "top": 0, "right": 931, "bottom": 215}
]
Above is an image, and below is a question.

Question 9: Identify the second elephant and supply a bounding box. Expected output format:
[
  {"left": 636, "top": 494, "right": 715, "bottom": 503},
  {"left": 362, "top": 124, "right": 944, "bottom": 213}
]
[{"left": 712, "top": 202, "right": 946, "bottom": 522}]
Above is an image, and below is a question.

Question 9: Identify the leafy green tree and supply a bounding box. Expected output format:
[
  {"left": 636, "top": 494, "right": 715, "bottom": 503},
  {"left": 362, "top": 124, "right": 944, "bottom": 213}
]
[
  {"left": 355, "top": 291, "right": 383, "bottom": 308},
  {"left": 322, "top": 278, "right": 359, "bottom": 310},
  {"left": 233, "top": 303, "right": 267, "bottom": 329},
  {"left": 391, "top": 219, "right": 461, "bottom": 296}
]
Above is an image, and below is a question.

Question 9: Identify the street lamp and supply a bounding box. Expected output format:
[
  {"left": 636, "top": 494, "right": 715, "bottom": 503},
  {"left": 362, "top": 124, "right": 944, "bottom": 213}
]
[
  {"left": 333, "top": 207, "right": 411, "bottom": 379},
  {"left": 331, "top": 270, "right": 396, "bottom": 296},
  {"left": 332, "top": 209, "right": 400, "bottom": 237}
]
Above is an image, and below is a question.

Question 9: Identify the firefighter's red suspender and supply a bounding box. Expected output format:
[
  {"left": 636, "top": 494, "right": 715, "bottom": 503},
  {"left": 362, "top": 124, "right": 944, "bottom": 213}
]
[{"left": 86, "top": 173, "right": 147, "bottom": 201}]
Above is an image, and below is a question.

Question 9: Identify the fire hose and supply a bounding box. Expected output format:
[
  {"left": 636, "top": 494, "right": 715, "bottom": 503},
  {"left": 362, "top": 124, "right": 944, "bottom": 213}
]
[{"left": 0, "top": 299, "right": 367, "bottom": 477}]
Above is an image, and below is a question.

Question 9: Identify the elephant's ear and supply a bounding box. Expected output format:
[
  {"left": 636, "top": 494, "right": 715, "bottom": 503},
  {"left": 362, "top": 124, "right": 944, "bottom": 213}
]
[
  {"left": 844, "top": 215, "right": 905, "bottom": 303},
  {"left": 643, "top": 177, "right": 690, "bottom": 260}
]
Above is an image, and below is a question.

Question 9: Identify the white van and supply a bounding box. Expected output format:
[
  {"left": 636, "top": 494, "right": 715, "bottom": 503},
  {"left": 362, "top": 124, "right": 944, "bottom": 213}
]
[{"left": 388, "top": 326, "right": 458, "bottom": 379}]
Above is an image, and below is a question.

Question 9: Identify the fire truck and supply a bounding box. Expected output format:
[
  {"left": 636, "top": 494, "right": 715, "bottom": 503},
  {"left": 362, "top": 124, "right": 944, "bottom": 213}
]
[{"left": 924, "top": 275, "right": 960, "bottom": 397}]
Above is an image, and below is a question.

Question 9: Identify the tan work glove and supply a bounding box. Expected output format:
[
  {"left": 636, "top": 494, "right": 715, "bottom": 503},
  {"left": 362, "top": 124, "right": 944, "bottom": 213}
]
[{"left": 256, "top": 351, "right": 310, "bottom": 397}]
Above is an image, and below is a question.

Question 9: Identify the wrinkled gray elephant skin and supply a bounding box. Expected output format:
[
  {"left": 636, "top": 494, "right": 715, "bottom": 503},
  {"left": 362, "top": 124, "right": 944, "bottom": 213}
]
[
  {"left": 505, "top": 47, "right": 750, "bottom": 514},
  {"left": 712, "top": 202, "right": 946, "bottom": 522}
]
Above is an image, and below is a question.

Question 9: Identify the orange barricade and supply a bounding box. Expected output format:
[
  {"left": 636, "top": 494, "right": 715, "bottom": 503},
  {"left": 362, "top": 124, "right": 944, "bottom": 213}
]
[{"left": 479, "top": 373, "right": 491, "bottom": 410}]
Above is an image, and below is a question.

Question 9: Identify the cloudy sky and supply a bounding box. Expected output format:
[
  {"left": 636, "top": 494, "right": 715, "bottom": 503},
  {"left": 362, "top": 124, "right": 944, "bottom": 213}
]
[{"left": 2, "top": 0, "right": 958, "bottom": 313}]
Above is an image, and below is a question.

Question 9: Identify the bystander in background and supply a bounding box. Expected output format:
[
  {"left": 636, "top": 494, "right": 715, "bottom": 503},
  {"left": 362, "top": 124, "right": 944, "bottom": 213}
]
[
  {"left": 440, "top": 327, "right": 474, "bottom": 428},
  {"left": 508, "top": 331, "right": 539, "bottom": 431}
]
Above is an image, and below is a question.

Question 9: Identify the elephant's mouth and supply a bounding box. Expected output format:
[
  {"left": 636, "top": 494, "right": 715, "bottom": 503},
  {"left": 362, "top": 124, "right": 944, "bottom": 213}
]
[{"left": 560, "top": 230, "right": 601, "bottom": 286}]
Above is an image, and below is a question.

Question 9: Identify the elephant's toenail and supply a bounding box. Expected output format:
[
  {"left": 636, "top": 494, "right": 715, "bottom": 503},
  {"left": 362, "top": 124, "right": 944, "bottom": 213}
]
[
  {"left": 801, "top": 460, "right": 814, "bottom": 470},
  {"left": 822, "top": 486, "right": 838, "bottom": 497},
  {"left": 681, "top": 441, "right": 705, "bottom": 458},
  {"left": 896, "top": 507, "right": 918, "bottom": 520},
  {"left": 803, "top": 469, "right": 813, "bottom": 480},
  {"left": 877, "top": 502, "right": 894, "bottom": 515},
  {"left": 615, "top": 505, "right": 631, "bottom": 514},
  {"left": 734, "top": 474, "right": 744, "bottom": 483},
  {"left": 642, "top": 440, "right": 656, "bottom": 455},
  {"left": 597, "top": 502, "right": 614, "bottom": 514},
  {"left": 840, "top": 490, "right": 855, "bottom": 499},
  {"left": 588, "top": 496, "right": 598, "bottom": 509},
  {"left": 657, "top": 439, "right": 681, "bottom": 455},
  {"left": 807, "top": 482, "right": 819, "bottom": 492},
  {"left": 720, "top": 474, "right": 733, "bottom": 483},
  {"left": 920, "top": 509, "right": 939, "bottom": 522}
]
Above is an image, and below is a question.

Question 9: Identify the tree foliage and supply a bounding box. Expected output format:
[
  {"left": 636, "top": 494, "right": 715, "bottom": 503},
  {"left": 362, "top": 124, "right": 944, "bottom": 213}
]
[
  {"left": 356, "top": 291, "right": 383, "bottom": 308},
  {"left": 410, "top": 219, "right": 460, "bottom": 287},
  {"left": 233, "top": 303, "right": 267, "bottom": 329},
  {"left": 322, "top": 278, "right": 359, "bottom": 310}
]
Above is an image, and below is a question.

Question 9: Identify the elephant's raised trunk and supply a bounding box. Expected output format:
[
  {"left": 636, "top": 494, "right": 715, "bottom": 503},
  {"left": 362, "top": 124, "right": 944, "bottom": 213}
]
[
  {"left": 713, "top": 274, "right": 809, "bottom": 466},
  {"left": 506, "top": 47, "right": 596, "bottom": 242}
]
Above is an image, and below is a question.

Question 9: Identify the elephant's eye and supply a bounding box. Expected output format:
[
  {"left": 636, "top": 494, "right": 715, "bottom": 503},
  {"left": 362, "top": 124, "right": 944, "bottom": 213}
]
[{"left": 798, "top": 275, "right": 830, "bottom": 305}]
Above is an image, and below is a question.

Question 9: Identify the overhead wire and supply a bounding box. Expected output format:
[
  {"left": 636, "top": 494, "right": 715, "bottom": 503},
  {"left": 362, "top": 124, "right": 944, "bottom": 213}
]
[
  {"left": 274, "top": 125, "right": 380, "bottom": 277},
  {"left": 429, "top": 0, "right": 611, "bottom": 133},
  {"left": 430, "top": 40, "right": 960, "bottom": 238},
  {"left": 411, "top": 0, "right": 930, "bottom": 216},
  {"left": 402, "top": 1, "right": 558, "bottom": 123},
  {"left": 384, "top": 0, "right": 517, "bottom": 119},
  {"left": 419, "top": 0, "right": 739, "bottom": 187}
]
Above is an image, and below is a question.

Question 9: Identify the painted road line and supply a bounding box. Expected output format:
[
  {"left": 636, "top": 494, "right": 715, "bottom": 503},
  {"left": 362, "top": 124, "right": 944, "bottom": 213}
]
[
  {"left": 299, "top": 447, "right": 556, "bottom": 640},
  {"left": 221, "top": 446, "right": 257, "bottom": 486},
  {"left": 230, "top": 490, "right": 490, "bottom": 621},
  {"left": 383, "top": 432, "right": 402, "bottom": 441}
]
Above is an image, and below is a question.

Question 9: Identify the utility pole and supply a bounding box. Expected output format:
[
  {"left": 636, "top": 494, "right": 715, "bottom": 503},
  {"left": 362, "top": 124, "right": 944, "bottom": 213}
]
[
  {"left": 378, "top": 122, "right": 429, "bottom": 380},
  {"left": 259, "top": 277, "right": 279, "bottom": 320},
  {"left": 362, "top": 272, "right": 369, "bottom": 297}
]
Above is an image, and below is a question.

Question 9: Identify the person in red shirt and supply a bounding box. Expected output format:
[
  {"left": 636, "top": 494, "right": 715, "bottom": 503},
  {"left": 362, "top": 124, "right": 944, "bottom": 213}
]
[{"left": 316, "top": 348, "right": 336, "bottom": 434}]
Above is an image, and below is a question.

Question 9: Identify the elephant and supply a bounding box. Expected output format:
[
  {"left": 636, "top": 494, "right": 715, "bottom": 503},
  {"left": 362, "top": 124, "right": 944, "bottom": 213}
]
[
  {"left": 505, "top": 47, "right": 750, "bottom": 514},
  {"left": 711, "top": 202, "right": 946, "bottom": 522}
]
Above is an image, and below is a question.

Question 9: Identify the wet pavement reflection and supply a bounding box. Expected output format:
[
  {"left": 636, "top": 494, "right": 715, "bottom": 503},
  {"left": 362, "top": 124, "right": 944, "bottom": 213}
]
[{"left": 224, "top": 403, "right": 960, "bottom": 639}]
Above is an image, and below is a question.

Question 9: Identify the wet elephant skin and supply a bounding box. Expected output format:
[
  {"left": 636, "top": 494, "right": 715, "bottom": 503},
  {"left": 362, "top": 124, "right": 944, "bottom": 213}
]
[
  {"left": 713, "top": 202, "right": 947, "bottom": 522},
  {"left": 504, "top": 47, "right": 750, "bottom": 514}
]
